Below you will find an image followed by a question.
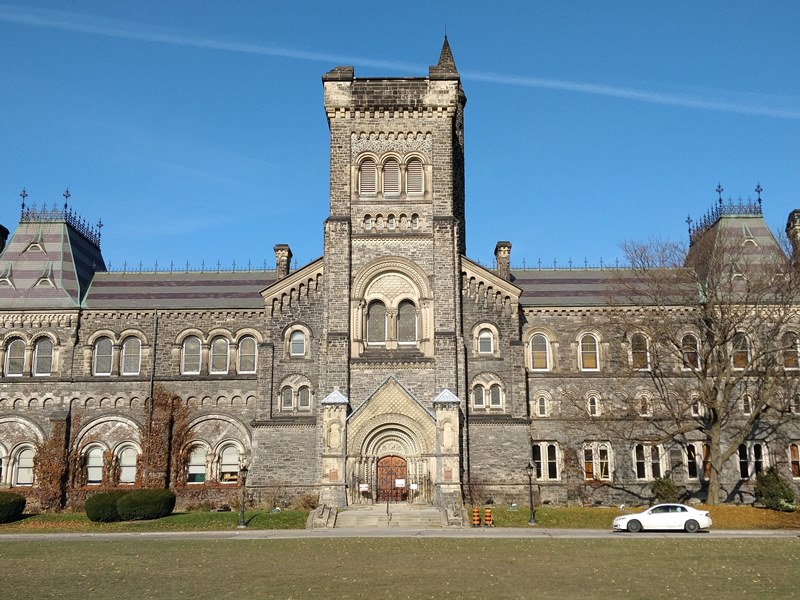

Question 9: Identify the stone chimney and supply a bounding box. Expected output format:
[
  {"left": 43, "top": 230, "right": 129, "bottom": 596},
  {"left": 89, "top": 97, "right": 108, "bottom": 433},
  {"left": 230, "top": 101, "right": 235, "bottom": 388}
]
[
  {"left": 274, "top": 244, "right": 293, "bottom": 280},
  {"left": 494, "top": 241, "right": 512, "bottom": 281},
  {"left": 787, "top": 210, "right": 800, "bottom": 269}
]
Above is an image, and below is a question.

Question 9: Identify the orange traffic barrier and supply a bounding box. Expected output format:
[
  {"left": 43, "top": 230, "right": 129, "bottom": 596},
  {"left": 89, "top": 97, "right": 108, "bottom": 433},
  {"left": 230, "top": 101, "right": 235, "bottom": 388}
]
[
  {"left": 472, "top": 507, "right": 480, "bottom": 527},
  {"left": 483, "top": 507, "right": 493, "bottom": 527}
]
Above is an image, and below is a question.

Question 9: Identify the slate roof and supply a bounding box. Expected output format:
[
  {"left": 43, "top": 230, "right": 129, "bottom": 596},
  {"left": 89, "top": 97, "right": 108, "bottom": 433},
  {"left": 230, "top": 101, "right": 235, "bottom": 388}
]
[{"left": 83, "top": 270, "right": 275, "bottom": 310}]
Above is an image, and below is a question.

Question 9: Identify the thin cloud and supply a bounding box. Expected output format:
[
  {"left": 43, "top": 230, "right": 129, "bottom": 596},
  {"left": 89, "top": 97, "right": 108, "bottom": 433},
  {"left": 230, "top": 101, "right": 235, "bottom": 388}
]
[{"left": 2, "top": 4, "right": 798, "bottom": 120}]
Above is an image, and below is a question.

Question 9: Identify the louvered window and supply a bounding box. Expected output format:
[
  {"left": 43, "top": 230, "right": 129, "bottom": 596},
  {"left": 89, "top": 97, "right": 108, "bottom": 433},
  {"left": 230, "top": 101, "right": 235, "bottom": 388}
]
[
  {"left": 383, "top": 159, "right": 400, "bottom": 196},
  {"left": 407, "top": 159, "right": 423, "bottom": 194},
  {"left": 359, "top": 158, "right": 377, "bottom": 196}
]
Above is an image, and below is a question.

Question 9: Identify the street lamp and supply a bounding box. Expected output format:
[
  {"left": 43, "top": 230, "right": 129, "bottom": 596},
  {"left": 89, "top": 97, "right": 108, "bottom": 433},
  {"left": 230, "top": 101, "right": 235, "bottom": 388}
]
[
  {"left": 238, "top": 459, "right": 250, "bottom": 529},
  {"left": 525, "top": 461, "right": 537, "bottom": 526}
]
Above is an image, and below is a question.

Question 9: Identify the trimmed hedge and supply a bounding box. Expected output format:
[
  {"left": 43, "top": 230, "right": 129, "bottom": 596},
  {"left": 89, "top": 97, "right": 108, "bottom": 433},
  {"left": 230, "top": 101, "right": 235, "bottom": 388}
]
[
  {"left": 116, "top": 489, "right": 176, "bottom": 521},
  {"left": 85, "top": 490, "right": 131, "bottom": 522},
  {"left": 0, "top": 491, "right": 27, "bottom": 523}
]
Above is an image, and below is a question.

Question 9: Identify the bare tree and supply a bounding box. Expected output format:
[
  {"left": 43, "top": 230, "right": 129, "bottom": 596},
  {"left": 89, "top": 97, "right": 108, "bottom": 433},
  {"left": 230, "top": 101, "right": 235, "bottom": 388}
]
[{"left": 611, "top": 213, "right": 799, "bottom": 504}]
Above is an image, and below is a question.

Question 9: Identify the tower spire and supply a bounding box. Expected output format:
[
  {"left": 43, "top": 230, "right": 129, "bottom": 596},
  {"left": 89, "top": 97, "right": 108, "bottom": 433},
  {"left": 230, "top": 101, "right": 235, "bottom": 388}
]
[{"left": 429, "top": 36, "right": 459, "bottom": 79}]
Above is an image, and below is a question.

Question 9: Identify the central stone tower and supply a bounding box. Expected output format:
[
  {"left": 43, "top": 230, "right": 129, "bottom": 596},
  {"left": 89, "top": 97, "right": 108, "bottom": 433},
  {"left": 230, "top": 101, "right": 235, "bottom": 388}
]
[{"left": 318, "top": 39, "right": 468, "bottom": 506}]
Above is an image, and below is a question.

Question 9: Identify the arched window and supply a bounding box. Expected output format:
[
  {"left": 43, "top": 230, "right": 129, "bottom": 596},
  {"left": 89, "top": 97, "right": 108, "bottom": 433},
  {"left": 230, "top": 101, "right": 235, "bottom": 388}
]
[
  {"left": 366, "top": 301, "right": 387, "bottom": 345},
  {"left": 219, "top": 445, "right": 240, "bottom": 483},
  {"left": 682, "top": 334, "right": 700, "bottom": 369},
  {"left": 783, "top": 332, "right": 799, "bottom": 370},
  {"left": 634, "top": 443, "right": 663, "bottom": 480},
  {"left": 298, "top": 386, "right": 311, "bottom": 411},
  {"left": 587, "top": 395, "right": 600, "bottom": 417},
  {"left": 397, "top": 301, "right": 417, "bottom": 345},
  {"left": 14, "top": 447, "right": 35, "bottom": 486},
  {"left": 281, "top": 386, "right": 294, "bottom": 410},
  {"left": 93, "top": 337, "right": 113, "bottom": 376},
  {"left": 209, "top": 337, "right": 229, "bottom": 374},
  {"left": 289, "top": 330, "right": 306, "bottom": 357},
  {"left": 33, "top": 337, "right": 53, "bottom": 376},
  {"left": 118, "top": 446, "right": 138, "bottom": 484},
  {"left": 530, "top": 334, "right": 549, "bottom": 370},
  {"left": 186, "top": 446, "right": 207, "bottom": 483},
  {"left": 406, "top": 158, "right": 424, "bottom": 195},
  {"left": 536, "top": 395, "right": 548, "bottom": 417},
  {"left": 742, "top": 395, "right": 753, "bottom": 415},
  {"left": 181, "top": 336, "right": 202, "bottom": 374},
  {"left": 489, "top": 384, "right": 502, "bottom": 409},
  {"left": 580, "top": 334, "right": 599, "bottom": 371},
  {"left": 630, "top": 333, "right": 649, "bottom": 370},
  {"left": 121, "top": 337, "right": 141, "bottom": 376},
  {"left": 5, "top": 339, "right": 25, "bottom": 376},
  {"left": 583, "top": 442, "right": 612, "bottom": 481},
  {"left": 411, "top": 214, "right": 420, "bottom": 229},
  {"left": 478, "top": 328, "right": 494, "bottom": 354},
  {"left": 473, "top": 385, "right": 485, "bottom": 409},
  {"left": 790, "top": 444, "right": 800, "bottom": 479},
  {"left": 637, "top": 396, "right": 652, "bottom": 417},
  {"left": 85, "top": 446, "right": 104, "bottom": 485},
  {"left": 383, "top": 158, "right": 400, "bottom": 196},
  {"left": 738, "top": 443, "right": 766, "bottom": 479},
  {"left": 359, "top": 158, "right": 377, "bottom": 196},
  {"left": 238, "top": 336, "right": 257, "bottom": 373},
  {"left": 732, "top": 333, "right": 749, "bottom": 369}
]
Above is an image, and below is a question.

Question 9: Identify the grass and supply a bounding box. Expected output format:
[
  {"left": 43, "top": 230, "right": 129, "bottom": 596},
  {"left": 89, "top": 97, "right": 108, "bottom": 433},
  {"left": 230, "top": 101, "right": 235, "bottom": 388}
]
[
  {"left": 2, "top": 504, "right": 799, "bottom": 534},
  {"left": 2, "top": 537, "right": 800, "bottom": 599},
  {"left": 0, "top": 509, "right": 308, "bottom": 533},
  {"left": 484, "top": 504, "right": 800, "bottom": 529}
]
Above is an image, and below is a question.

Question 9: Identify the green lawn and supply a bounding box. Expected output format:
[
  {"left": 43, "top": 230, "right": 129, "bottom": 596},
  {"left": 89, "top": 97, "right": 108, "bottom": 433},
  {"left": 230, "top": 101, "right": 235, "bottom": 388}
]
[{"left": 2, "top": 538, "right": 799, "bottom": 599}]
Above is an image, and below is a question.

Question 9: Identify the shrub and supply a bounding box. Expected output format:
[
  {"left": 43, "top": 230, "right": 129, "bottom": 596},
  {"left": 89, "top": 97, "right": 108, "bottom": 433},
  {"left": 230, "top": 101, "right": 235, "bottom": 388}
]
[
  {"left": 755, "top": 466, "right": 796, "bottom": 512},
  {"left": 0, "top": 491, "right": 27, "bottom": 523},
  {"left": 116, "top": 489, "right": 176, "bottom": 521},
  {"left": 651, "top": 476, "right": 681, "bottom": 504},
  {"left": 291, "top": 493, "right": 319, "bottom": 511},
  {"left": 85, "top": 490, "right": 131, "bottom": 522}
]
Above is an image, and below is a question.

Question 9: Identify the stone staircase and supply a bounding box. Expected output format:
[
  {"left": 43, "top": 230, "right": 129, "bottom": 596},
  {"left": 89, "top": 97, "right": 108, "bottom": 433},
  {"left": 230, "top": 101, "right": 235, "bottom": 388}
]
[{"left": 332, "top": 503, "right": 451, "bottom": 529}]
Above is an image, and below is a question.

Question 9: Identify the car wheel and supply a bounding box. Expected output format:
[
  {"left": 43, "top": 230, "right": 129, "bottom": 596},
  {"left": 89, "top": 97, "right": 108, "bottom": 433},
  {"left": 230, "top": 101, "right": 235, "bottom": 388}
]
[
  {"left": 684, "top": 519, "right": 699, "bottom": 533},
  {"left": 627, "top": 519, "right": 642, "bottom": 533}
]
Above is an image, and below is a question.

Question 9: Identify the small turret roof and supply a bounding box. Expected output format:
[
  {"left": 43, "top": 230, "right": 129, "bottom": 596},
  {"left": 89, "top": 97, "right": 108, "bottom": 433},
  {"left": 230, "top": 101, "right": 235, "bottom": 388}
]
[{"left": 429, "top": 36, "right": 459, "bottom": 79}]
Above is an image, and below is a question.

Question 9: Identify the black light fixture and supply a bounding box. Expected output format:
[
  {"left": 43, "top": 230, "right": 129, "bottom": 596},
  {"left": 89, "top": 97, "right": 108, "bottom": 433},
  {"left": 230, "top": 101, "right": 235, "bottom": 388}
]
[
  {"left": 238, "top": 459, "right": 250, "bottom": 529},
  {"left": 525, "top": 461, "right": 537, "bottom": 526}
]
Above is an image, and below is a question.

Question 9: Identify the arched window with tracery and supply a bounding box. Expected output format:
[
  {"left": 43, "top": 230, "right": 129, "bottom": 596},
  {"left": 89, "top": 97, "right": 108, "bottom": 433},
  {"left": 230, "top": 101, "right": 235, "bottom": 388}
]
[{"left": 397, "top": 300, "right": 417, "bottom": 345}]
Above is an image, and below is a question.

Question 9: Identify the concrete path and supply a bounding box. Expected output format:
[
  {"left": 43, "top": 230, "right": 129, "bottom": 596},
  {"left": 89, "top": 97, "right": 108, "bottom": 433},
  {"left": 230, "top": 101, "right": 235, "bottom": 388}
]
[{"left": 1, "top": 527, "right": 798, "bottom": 542}]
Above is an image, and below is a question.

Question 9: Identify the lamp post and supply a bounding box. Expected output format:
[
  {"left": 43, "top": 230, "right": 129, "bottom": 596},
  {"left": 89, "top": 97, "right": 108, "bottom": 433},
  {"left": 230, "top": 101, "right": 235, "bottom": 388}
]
[
  {"left": 238, "top": 460, "right": 249, "bottom": 529},
  {"left": 525, "top": 461, "right": 537, "bottom": 526}
]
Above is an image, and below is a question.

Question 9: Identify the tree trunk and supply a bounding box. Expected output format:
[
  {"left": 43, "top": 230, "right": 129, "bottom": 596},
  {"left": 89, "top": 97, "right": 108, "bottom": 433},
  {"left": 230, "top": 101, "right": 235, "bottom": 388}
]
[{"left": 706, "top": 418, "right": 722, "bottom": 505}]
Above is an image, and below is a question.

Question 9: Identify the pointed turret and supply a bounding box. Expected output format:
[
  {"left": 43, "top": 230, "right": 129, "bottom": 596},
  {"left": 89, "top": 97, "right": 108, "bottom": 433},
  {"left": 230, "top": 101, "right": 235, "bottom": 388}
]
[{"left": 429, "top": 36, "right": 459, "bottom": 79}]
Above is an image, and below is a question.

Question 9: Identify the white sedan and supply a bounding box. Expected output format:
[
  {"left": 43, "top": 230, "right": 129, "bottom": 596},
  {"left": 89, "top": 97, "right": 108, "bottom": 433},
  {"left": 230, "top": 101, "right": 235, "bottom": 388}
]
[{"left": 613, "top": 504, "right": 712, "bottom": 533}]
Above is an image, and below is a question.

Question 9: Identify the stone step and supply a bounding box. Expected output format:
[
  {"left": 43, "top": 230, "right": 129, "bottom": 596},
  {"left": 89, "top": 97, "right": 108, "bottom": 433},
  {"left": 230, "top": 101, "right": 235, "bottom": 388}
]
[{"left": 334, "top": 505, "right": 447, "bottom": 529}]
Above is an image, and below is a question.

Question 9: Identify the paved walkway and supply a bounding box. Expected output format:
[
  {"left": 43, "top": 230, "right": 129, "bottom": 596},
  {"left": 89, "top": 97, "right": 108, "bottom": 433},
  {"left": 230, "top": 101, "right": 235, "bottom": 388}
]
[{"left": 1, "top": 527, "right": 798, "bottom": 542}]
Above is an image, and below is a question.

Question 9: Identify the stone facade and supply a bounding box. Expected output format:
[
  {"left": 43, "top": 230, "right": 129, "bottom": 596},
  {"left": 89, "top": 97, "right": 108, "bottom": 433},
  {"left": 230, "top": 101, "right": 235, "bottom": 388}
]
[{"left": 1, "top": 40, "right": 799, "bottom": 510}]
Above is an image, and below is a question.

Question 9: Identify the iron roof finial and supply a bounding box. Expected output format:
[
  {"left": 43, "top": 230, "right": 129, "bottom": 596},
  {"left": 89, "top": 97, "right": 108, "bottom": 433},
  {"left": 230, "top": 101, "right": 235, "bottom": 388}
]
[
  {"left": 63, "top": 187, "right": 71, "bottom": 211},
  {"left": 716, "top": 182, "right": 724, "bottom": 205},
  {"left": 755, "top": 183, "right": 763, "bottom": 207},
  {"left": 20, "top": 188, "right": 28, "bottom": 214}
]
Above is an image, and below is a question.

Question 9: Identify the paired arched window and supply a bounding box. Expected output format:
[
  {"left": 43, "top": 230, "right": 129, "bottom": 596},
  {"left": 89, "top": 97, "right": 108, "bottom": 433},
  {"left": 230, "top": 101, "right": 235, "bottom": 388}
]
[
  {"left": 118, "top": 446, "right": 138, "bottom": 484},
  {"left": 4, "top": 339, "right": 25, "bottom": 376},
  {"left": 530, "top": 334, "right": 550, "bottom": 371},
  {"left": 634, "top": 443, "right": 664, "bottom": 481},
  {"left": 93, "top": 337, "right": 113, "bottom": 376},
  {"left": 13, "top": 447, "right": 35, "bottom": 486},
  {"left": 181, "top": 335, "right": 202, "bottom": 374},
  {"left": 280, "top": 384, "right": 313, "bottom": 412},
  {"left": 473, "top": 383, "right": 503, "bottom": 410},
  {"left": 783, "top": 332, "right": 799, "bottom": 369},
  {"left": 367, "top": 301, "right": 387, "bottom": 345},
  {"left": 33, "top": 337, "right": 53, "bottom": 376},
  {"left": 682, "top": 334, "right": 700, "bottom": 369},
  {"left": 121, "top": 337, "right": 141, "bottom": 376},
  {"left": 630, "top": 333, "right": 649, "bottom": 370},
  {"left": 238, "top": 336, "right": 257, "bottom": 373},
  {"left": 738, "top": 442, "right": 766, "bottom": 479},
  {"left": 732, "top": 333, "right": 750, "bottom": 369},
  {"left": 579, "top": 334, "right": 599, "bottom": 371},
  {"left": 85, "top": 446, "right": 104, "bottom": 484},
  {"left": 209, "top": 337, "right": 229, "bottom": 374},
  {"left": 219, "top": 445, "right": 241, "bottom": 483}
]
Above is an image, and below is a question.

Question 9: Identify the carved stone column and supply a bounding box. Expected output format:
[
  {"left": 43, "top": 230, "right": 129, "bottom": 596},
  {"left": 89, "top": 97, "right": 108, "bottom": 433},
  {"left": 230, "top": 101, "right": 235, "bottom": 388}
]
[
  {"left": 433, "top": 389, "right": 462, "bottom": 506},
  {"left": 319, "top": 388, "right": 349, "bottom": 507}
]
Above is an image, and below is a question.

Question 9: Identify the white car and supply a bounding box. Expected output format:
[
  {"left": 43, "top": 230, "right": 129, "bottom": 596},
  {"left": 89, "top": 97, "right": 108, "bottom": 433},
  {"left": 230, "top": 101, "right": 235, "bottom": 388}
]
[{"left": 613, "top": 503, "right": 712, "bottom": 533}]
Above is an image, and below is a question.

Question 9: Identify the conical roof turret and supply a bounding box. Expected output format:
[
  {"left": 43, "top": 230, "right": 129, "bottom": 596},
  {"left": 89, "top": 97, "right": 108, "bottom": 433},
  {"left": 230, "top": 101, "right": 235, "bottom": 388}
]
[{"left": 429, "top": 36, "right": 459, "bottom": 79}]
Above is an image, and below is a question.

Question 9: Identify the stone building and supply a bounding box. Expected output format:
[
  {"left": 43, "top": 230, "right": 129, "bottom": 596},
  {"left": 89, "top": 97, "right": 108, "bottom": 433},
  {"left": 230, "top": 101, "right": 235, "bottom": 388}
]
[{"left": 1, "top": 40, "right": 799, "bottom": 510}]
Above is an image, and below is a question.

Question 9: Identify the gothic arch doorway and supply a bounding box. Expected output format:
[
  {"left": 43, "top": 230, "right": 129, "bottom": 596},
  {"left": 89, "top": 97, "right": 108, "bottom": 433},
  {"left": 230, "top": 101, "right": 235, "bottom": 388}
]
[{"left": 376, "top": 455, "right": 407, "bottom": 502}]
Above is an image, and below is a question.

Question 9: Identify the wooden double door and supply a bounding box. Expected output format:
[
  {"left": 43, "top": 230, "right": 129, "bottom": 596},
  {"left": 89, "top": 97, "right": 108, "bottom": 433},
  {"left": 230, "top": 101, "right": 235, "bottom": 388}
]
[{"left": 376, "top": 455, "right": 407, "bottom": 502}]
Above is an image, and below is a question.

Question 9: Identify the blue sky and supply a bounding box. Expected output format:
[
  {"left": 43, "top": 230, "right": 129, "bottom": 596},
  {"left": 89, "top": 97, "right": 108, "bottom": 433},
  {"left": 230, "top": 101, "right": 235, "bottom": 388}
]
[{"left": 1, "top": 2, "right": 798, "bottom": 271}]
